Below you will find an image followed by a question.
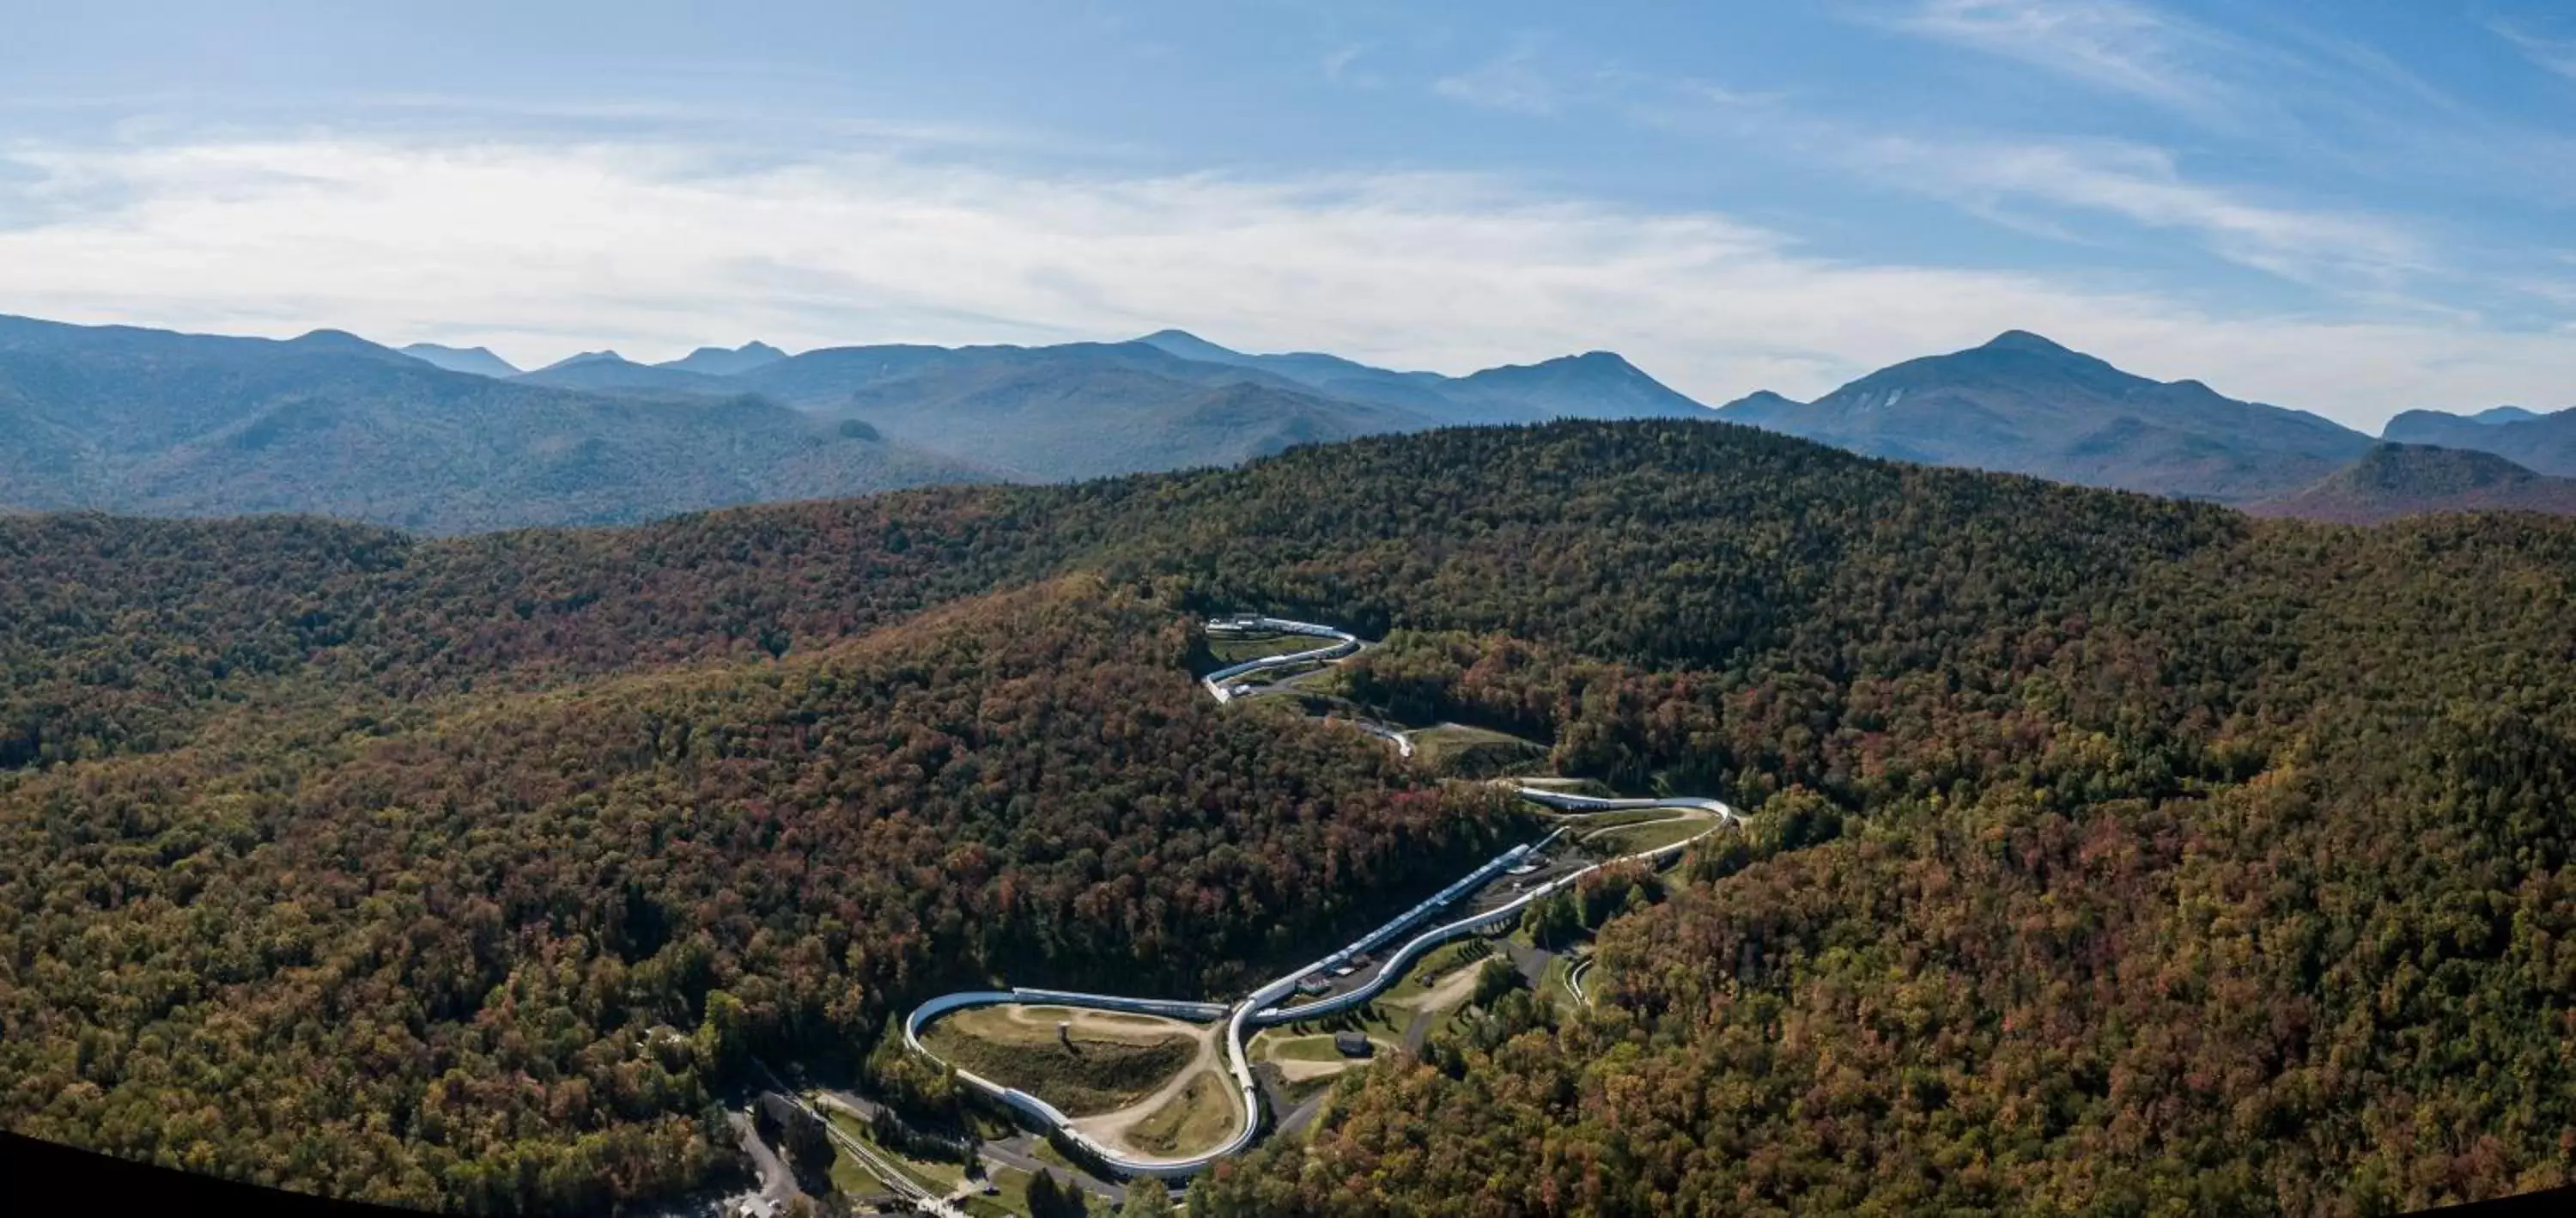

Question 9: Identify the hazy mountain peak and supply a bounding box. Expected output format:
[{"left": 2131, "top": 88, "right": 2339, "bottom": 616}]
[
  {"left": 1980, "top": 330, "right": 2075, "bottom": 356},
  {"left": 1714, "top": 390, "right": 1804, "bottom": 427},
  {"left": 289, "top": 329, "right": 389, "bottom": 354},
  {"left": 658, "top": 341, "right": 789, "bottom": 376},
  {"left": 2249, "top": 442, "right": 2576, "bottom": 523},
  {"left": 2380, "top": 405, "right": 2576, "bottom": 478},
  {"left": 398, "top": 343, "right": 522, "bottom": 378},
  {"left": 1134, "top": 329, "right": 1246, "bottom": 362},
  {"left": 1449, "top": 350, "right": 1709, "bottom": 420},
  {"left": 1717, "top": 331, "right": 2369, "bottom": 502},
  {"left": 537, "top": 350, "right": 627, "bottom": 373}
]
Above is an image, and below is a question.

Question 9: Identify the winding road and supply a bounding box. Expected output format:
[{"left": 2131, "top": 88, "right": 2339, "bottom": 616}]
[{"left": 902, "top": 615, "right": 1740, "bottom": 1179}]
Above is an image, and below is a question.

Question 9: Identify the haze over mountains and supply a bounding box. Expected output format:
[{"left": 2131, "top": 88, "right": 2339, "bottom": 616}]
[
  {"left": 0, "top": 315, "right": 985, "bottom": 533},
  {"left": 1708, "top": 331, "right": 2576, "bottom": 521},
  {"left": 8, "top": 310, "right": 2576, "bottom": 533},
  {"left": 2245, "top": 442, "right": 2576, "bottom": 524},
  {"left": 0, "top": 314, "right": 1726, "bottom": 530},
  {"left": 396, "top": 342, "right": 520, "bottom": 378},
  {"left": 1713, "top": 331, "right": 2375, "bottom": 503},
  {"left": 2382, "top": 403, "right": 2576, "bottom": 476}
]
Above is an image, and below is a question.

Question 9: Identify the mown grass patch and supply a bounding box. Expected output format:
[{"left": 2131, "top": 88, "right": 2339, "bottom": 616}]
[
  {"left": 1122, "top": 1070, "right": 1241, "bottom": 1158},
  {"left": 820, "top": 1108, "right": 963, "bottom": 1197},
  {"left": 1411, "top": 723, "right": 1550, "bottom": 778},
  {"left": 1586, "top": 816, "right": 1718, "bottom": 856},
  {"left": 1379, "top": 938, "right": 1494, "bottom": 1008},
  {"left": 920, "top": 1008, "right": 1200, "bottom": 1117},
  {"left": 1206, "top": 632, "right": 1327, "bottom": 664}
]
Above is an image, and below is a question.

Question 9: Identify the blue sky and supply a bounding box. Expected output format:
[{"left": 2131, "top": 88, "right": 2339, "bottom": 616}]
[{"left": 2, "top": 0, "right": 2572, "bottom": 427}]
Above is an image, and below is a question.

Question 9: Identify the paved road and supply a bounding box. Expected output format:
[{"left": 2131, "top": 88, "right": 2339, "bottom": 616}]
[
  {"left": 727, "top": 1110, "right": 799, "bottom": 1214},
  {"left": 817, "top": 1088, "right": 1127, "bottom": 1208},
  {"left": 974, "top": 1133, "right": 1127, "bottom": 1207},
  {"left": 1276, "top": 1090, "right": 1331, "bottom": 1139},
  {"left": 767, "top": 1087, "right": 967, "bottom": 1218},
  {"left": 1502, "top": 938, "right": 1556, "bottom": 990},
  {"left": 1401, "top": 1007, "right": 1437, "bottom": 1052}
]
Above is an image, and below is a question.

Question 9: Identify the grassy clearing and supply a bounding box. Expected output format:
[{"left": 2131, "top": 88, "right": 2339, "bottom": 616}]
[
  {"left": 1512, "top": 776, "right": 1618, "bottom": 797},
  {"left": 1252, "top": 1026, "right": 1394, "bottom": 1063},
  {"left": 826, "top": 1138, "right": 889, "bottom": 1198},
  {"left": 1029, "top": 1139, "right": 1093, "bottom": 1181},
  {"left": 920, "top": 1006, "right": 1200, "bottom": 1117},
  {"left": 1257, "top": 1057, "right": 1348, "bottom": 1110},
  {"left": 1588, "top": 816, "right": 1717, "bottom": 856},
  {"left": 959, "top": 1165, "right": 1033, "bottom": 1218},
  {"left": 821, "top": 1109, "right": 963, "bottom": 1197},
  {"left": 1259, "top": 1032, "right": 1355, "bottom": 1064},
  {"left": 1411, "top": 723, "right": 1550, "bottom": 778},
  {"left": 1561, "top": 807, "right": 1689, "bottom": 830},
  {"left": 939, "top": 1005, "right": 1202, "bottom": 1046},
  {"left": 1122, "top": 1069, "right": 1240, "bottom": 1158},
  {"left": 1347, "top": 1002, "right": 1412, "bottom": 1048},
  {"left": 1538, "top": 953, "right": 1577, "bottom": 1007},
  {"left": 1379, "top": 939, "right": 1493, "bottom": 1008},
  {"left": 1207, "top": 633, "right": 1327, "bottom": 664}
]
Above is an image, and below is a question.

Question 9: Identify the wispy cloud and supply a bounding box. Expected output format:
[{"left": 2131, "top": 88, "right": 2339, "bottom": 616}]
[
  {"left": 1321, "top": 44, "right": 1381, "bottom": 88},
  {"left": 1431, "top": 41, "right": 1571, "bottom": 115},
  {"left": 1886, "top": 0, "right": 2238, "bottom": 117},
  {"left": 0, "top": 134, "right": 2565, "bottom": 428},
  {"left": 2491, "top": 19, "right": 2576, "bottom": 82},
  {"left": 1856, "top": 137, "right": 2430, "bottom": 292}
]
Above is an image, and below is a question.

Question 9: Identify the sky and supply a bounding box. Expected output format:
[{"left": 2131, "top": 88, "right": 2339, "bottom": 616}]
[{"left": 1, "top": 1, "right": 2572, "bottom": 429}]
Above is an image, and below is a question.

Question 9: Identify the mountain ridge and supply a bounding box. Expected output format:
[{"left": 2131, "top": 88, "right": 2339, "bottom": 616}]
[
  {"left": 2382, "top": 405, "right": 2576, "bottom": 475},
  {"left": 0, "top": 314, "right": 987, "bottom": 532},
  {"left": 2248, "top": 442, "right": 2576, "bottom": 523},
  {"left": 1132, "top": 328, "right": 1709, "bottom": 423},
  {"left": 397, "top": 343, "right": 522, "bottom": 378},
  {"left": 658, "top": 340, "right": 788, "bottom": 376},
  {"left": 1711, "top": 330, "right": 2373, "bottom": 503}
]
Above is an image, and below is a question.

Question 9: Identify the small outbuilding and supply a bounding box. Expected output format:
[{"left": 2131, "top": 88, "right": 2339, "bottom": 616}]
[{"left": 1334, "top": 1032, "right": 1374, "bottom": 1058}]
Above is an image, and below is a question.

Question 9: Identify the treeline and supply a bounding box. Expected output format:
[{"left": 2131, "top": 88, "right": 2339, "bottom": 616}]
[
  {"left": 4, "top": 421, "right": 2575, "bottom": 1213},
  {"left": 0, "top": 579, "right": 1514, "bottom": 1213},
  {"left": 2, "top": 422, "right": 2231, "bottom": 775},
  {"left": 1177, "top": 452, "right": 2576, "bottom": 1215}
]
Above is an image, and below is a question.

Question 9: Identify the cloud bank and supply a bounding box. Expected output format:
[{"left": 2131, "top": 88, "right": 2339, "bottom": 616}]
[{"left": 0, "top": 135, "right": 2567, "bottom": 429}]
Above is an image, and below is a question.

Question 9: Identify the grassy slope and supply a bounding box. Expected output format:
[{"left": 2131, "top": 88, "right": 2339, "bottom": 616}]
[{"left": 918, "top": 1020, "right": 1199, "bottom": 1118}]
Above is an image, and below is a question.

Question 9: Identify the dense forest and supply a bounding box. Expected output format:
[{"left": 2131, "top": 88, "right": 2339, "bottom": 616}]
[{"left": 3, "top": 420, "right": 2573, "bottom": 1214}]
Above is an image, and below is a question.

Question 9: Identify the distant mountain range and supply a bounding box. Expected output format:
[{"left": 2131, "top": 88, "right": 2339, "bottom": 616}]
[
  {"left": 398, "top": 342, "right": 521, "bottom": 378},
  {"left": 1713, "top": 331, "right": 2375, "bottom": 504},
  {"left": 0, "top": 316, "right": 986, "bottom": 533},
  {"left": 0, "top": 316, "right": 1718, "bottom": 531},
  {"left": 661, "top": 340, "right": 788, "bottom": 376},
  {"left": 8, "top": 312, "right": 2573, "bottom": 532},
  {"left": 483, "top": 332, "right": 1711, "bottom": 482},
  {"left": 2380, "top": 405, "right": 2576, "bottom": 476},
  {"left": 1131, "top": 329, "right": 1710, "bottom": 424}
]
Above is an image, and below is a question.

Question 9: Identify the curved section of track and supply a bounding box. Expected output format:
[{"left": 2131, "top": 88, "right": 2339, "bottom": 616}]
[
  {"left": 904, "top": 616, "right": 1738, "bottom": 1178},
  {"left": 1201, "top": 616, "right": 1360, "bottom": 703},
  {"left": 901, "top": 988, "right": 1237, "bottom": 1178}
]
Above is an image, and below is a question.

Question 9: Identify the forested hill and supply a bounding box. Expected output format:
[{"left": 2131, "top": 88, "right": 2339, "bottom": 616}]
[{"left": 4, "top": 419, "right": 2573, "bottom": 1215}]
